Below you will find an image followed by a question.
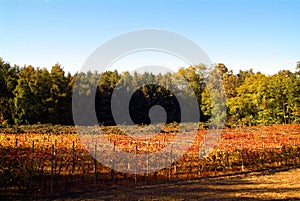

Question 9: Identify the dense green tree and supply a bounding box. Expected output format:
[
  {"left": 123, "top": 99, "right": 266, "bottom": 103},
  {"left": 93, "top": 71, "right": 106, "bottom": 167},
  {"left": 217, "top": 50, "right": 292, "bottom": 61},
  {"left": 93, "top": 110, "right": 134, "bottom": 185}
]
[
  {"left": 178, "top": 64, "right": 207, "bottom": 121},
  {"left": 48, "top": 64, "right": 71, "bottom": 124},
  {"left": 201, "top": 65, "right": 227, "bottom": 125},
  {"left": 227, "top": 73, "right": 262, "bottom": 126},
  {"left": 1, "top": 57, "right": 300, "bottom": 126},
  {"left": 0, "top": 59, "right": 19, "bottom": 125},
  {"left": 13, "top": 65, "right": 38, "bottom": 124}
]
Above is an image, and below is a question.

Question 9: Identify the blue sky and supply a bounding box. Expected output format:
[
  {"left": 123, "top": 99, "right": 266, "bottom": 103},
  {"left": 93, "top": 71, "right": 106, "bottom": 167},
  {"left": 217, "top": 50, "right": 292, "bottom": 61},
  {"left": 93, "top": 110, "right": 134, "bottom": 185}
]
[{"left": 0, "top": 0, "right": 299, "bottom": 75}]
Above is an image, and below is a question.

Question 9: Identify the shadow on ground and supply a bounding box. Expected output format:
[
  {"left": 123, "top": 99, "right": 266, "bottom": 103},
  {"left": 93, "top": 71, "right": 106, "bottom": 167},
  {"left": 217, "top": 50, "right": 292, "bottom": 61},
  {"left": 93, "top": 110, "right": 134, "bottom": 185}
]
[{"left": 29, "top": 166, "right": 300, "bottom": 201}]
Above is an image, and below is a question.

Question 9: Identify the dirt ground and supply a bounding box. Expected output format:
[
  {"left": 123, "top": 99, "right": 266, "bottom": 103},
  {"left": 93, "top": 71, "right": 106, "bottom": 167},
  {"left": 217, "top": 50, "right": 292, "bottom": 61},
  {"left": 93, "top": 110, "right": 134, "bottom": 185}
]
[{"left": 48, "top": 167, "right": 300, "bottom": 201}]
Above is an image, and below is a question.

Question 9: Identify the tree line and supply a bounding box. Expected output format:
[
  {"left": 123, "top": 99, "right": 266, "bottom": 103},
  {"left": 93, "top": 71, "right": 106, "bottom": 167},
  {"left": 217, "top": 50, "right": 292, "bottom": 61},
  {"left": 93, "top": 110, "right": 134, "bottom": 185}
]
[{"left": 0, "top": 58, "right": 299, "bottom": 126}]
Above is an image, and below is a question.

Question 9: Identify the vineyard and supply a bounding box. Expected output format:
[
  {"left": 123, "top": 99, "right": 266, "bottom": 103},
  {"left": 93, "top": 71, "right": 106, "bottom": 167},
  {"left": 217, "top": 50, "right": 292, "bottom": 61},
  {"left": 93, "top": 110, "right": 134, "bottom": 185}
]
[{"left": 0, "top": 124, "right": 300, "bottom": 199}]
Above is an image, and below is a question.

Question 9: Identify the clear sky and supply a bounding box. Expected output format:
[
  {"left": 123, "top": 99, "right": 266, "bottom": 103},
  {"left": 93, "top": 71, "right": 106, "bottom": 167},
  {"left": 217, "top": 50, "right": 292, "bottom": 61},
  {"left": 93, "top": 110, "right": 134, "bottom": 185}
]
[{"left": 1, "top": 0, "right": 299, "bottom": 75}]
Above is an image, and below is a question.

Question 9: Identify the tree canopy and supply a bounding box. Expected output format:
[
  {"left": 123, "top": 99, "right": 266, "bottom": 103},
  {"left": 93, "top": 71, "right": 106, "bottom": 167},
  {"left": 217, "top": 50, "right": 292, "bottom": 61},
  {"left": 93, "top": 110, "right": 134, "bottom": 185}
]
[{"left": 0, "top": 58, "right": 299, "bottom": 126}]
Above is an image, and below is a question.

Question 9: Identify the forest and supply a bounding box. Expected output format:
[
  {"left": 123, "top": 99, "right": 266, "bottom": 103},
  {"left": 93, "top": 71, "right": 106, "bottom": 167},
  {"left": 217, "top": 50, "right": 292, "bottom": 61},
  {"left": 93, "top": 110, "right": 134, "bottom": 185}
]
[{"left": 0, "top": 58, "right": 299, "bottom": 126}]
